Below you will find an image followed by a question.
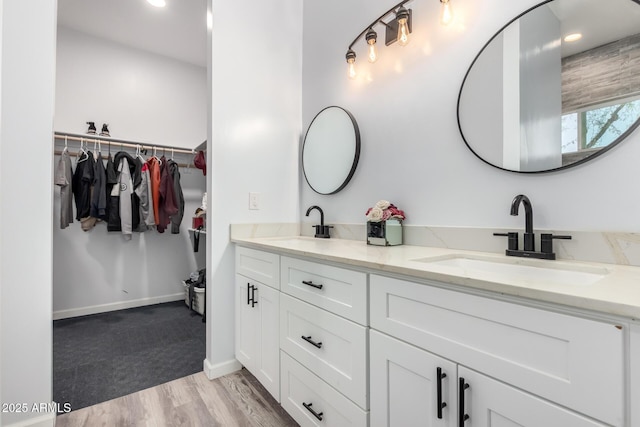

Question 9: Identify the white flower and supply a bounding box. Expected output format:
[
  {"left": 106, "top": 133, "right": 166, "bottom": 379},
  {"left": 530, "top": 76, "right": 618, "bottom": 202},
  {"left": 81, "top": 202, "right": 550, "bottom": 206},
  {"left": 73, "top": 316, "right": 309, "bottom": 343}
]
[
  {"left": 375, "top": 200, "right": 390, "bottom": 210},
  {"left": 367, "top": 207, "right": 384, "bottom": 222}
]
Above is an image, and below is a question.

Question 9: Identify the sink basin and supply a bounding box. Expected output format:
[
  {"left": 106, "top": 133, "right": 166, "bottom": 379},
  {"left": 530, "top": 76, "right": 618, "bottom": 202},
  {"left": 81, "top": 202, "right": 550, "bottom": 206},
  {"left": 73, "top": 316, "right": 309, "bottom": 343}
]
[{"left": 412, "top": 255, "right": 609, "bottom": 286}]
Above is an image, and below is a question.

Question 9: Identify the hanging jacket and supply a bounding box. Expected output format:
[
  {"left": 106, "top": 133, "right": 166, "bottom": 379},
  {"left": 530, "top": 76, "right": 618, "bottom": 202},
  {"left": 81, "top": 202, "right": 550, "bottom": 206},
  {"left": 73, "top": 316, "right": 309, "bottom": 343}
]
[
  {"left": 118, "top": 157, "right": 134, "bottom": 240},
  {"left": 169, "top": 160, "right": 185, "bottom": 234},
  {"left": 90, "top": 152, "right": 108, "bottom": 220},
  {"left": 107, "top": 152, "right": 141, "bottom": 232},
  {"left": 72, "top": 151, "right": 94, "bottom": 221},
  {"left": 106, "top": 154, "right": 119, "bottom": 231},
  {"left": 147, "top": 157, "right": 161, "bottom": 225},
  {"left": 55, "top": 150, "right": 74, "bottom": 229},
  {"left": 136, "top": 162, "right": 156, "bottom": 227},
  {"left": 156, "top": 156, "right": 178, "bottom": 233}
]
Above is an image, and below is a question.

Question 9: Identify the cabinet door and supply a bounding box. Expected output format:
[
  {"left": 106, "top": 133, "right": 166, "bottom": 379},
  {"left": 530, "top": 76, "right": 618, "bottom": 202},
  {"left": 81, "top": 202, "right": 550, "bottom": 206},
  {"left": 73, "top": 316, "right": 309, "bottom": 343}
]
[
  {"left": 235, "top": 275, "right": 258, "bottom": 370},
  {"left": 370, "top": 330, "right": 457, "bottom": 427},
  {"left": 632, "top": 324, "right": 640, "bottom": 426},
  {"left": 458, "top": 367, "right": 608, "bottom": 427},
  {"left": 254, "top": 282, "right": 280, "bottom": 401}
]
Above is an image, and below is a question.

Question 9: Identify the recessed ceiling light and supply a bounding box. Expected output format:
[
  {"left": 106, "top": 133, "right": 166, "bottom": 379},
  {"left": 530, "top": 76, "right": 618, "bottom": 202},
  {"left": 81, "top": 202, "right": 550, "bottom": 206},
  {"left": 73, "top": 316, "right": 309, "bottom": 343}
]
[
  {"left": 564, "top": 33, "right": 582, "bottom": 43},
  {"left": 147, "top": 0, "right": 166, "bottom": 7}
]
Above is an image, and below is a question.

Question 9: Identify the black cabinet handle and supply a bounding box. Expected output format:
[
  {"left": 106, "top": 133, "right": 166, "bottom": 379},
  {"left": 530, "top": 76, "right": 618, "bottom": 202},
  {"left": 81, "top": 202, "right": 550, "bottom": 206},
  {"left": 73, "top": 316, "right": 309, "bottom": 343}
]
[
  {"left": 437, "top": 367, "right": 447, "bottom": 419},
  {"left": 302, "top": 402, "right": 323, "bottom": 421},
  {"left": 302, "top": 280, "right": 323, "bottom": 290},
  {"left": 246, "top": 284, "right": 252, "bottom": 305},
  {"left": 251, "top": 285, "right": 257, "bottom": 307},
  {"left": 301, "top": 335, "right": 323, "bottom": 349},
  {"left": 459, "top": 377, "right": 470, "bottom": 426}
]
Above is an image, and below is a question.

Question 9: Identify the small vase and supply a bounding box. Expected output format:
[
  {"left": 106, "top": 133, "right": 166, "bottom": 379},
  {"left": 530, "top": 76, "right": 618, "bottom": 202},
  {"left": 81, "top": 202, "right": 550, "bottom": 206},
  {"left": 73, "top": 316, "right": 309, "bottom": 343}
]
[{"left": 366, "top": 219, "right": 403, "bottom": 246}]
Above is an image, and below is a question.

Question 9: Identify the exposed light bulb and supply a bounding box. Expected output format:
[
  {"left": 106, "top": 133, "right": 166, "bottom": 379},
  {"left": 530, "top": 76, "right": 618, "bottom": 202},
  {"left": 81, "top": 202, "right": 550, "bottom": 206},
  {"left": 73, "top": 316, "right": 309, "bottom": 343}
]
[
  {"left": 346, "top": 49, "right": 357, "bottom": 80},
  {"left": 440, "top": 0, "right": 453, "bottom": 26},
  {"left": 348, "top": 61, "right": 357, "bottom": 79},
  {"left": 365, "top": 28, "right": 378, "bottom": 63},
  {"left": 396, "top": 7, "right": 410, "bottom": 46},
  {"left": 147, "top": 0, "right": 166, "bottom": 8}
]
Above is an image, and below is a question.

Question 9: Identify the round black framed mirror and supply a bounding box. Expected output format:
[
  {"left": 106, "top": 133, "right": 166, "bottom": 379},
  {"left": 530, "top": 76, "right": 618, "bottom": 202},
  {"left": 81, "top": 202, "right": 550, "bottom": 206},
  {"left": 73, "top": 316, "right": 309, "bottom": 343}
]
[
  {"left": 302, "top": 106, "right": 361, "bottom": 194},
  {"left": 457, "top": 0, "right": 640, "bottom": 173}
]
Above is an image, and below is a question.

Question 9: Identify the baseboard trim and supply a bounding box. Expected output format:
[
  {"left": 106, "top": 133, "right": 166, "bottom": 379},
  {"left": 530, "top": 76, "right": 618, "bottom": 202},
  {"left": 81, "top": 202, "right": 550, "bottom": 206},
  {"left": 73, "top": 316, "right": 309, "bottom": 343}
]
[
  {"left": 203, "top": 358, "right": 242, "bottom": 380},
  {"left": 52, "top": 293, "right": 184, "bottom": 320},
  {"left": 4, "top": 412, "right": 56, "bottom": 427}
]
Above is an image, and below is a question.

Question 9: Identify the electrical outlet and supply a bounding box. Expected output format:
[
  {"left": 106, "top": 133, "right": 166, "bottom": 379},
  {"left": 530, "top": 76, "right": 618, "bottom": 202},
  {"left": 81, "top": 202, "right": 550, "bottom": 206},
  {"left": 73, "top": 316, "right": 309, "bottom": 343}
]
[{"left": 249, "top": 192, "right": 260, "bottom": 210}]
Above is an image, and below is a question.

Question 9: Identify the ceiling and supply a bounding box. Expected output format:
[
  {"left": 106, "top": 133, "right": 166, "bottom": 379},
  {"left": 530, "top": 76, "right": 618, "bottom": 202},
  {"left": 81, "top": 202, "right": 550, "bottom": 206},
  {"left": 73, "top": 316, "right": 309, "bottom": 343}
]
[
  {"left": 57, "top": 0, "right": 207, "bottom": 67},
  {"left": 548, "top": 0, "right": 640, "bottom": 57}
]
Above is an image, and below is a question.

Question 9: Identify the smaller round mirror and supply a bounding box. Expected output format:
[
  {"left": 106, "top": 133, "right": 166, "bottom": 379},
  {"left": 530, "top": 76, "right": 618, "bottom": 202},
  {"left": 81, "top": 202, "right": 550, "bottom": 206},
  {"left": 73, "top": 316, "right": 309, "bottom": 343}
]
[{"left": 302, "top": 106, "right": 361, "bottom": 194}]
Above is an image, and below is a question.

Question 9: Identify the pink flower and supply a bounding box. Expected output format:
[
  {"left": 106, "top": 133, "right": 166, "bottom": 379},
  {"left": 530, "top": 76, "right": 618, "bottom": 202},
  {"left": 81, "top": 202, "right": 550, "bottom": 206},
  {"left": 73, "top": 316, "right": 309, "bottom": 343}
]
[{"left": 382, "top": 209, "right": 392, "bottom": 221}]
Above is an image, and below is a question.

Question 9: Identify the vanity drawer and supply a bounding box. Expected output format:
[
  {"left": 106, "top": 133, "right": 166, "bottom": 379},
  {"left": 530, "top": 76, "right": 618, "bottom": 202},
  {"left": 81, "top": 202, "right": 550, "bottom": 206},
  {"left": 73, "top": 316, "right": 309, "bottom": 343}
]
[
  {"left": 280, "top": 293, "right": 368, "bottom": 409},
  {"left": 280, "top": 351, "right": 368, "bottom": 427},
  {"left": 370, "top": 274, "right": 624, "bottom": 426},
  {"left": 236, "top": 246, "right": 279, "bottom": 289},
  {"left": 280, "top": 256, "right": 367, "bottom": 325}
]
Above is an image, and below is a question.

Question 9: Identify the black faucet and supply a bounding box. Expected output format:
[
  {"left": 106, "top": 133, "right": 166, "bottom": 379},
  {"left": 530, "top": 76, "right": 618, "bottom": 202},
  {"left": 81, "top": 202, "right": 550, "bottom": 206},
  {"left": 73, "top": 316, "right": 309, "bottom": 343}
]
[
  {"left": 494, "top": 194, "right": 571, "bottom": 260},
  {"left": 511, "top": 194, "right": 535, "bottom": 252},
  {"left": 305, "top": 205, "right": 333, "bottom": 238}
]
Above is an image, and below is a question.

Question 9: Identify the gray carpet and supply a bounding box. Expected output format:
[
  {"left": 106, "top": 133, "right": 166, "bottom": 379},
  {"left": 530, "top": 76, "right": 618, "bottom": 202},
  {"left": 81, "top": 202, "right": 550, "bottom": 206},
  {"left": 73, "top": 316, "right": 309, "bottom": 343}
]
[{"left": 53, "top": 301, "right": 206, "bottom": 412}]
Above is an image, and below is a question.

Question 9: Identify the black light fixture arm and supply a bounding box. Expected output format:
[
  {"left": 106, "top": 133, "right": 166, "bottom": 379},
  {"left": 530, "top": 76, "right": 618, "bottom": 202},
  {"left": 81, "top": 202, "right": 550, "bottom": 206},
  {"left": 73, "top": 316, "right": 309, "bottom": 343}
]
[{"left": 347, "top": 0, "right": 413, "bottom": 50}]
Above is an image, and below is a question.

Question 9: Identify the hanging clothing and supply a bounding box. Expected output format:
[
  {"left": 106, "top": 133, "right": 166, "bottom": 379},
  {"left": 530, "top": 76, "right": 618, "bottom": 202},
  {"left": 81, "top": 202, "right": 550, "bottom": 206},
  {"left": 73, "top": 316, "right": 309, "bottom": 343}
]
[
  {"left": 55, "top": 150, "right": 74, "bottom": 229},
  {"left": 107, "top": 152, "right": 141, "bottom": 233},
  {"left": 147, "top": 157, "right": 161, "bottom": 226},
  {"left": 156, "top": 156, "right": 178, "bottom": 233},
  {"left": 106, "top": 154, "right": 120, "bottom": 232},
  {"left": 169, "top": 160, "right": 184, "bottom": 234},
  {"left": 136, "top": 162, "right": 156, "bottom": 227},
  {"left": 118, "top": 157, "right": 134, "bottom": 240},
  {"left": 72, "top": 151, "right": 94, "bottom": 221},
  {"left": 90, "top": 152, "right": 108, "bottom": 220}
]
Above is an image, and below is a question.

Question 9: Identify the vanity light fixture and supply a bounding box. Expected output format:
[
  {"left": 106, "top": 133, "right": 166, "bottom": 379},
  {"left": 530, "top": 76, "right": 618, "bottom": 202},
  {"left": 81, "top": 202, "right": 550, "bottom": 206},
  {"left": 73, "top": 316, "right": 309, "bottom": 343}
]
[
  {"left": 345, "top": 0, "right": 414, "bottom": 79},
  {"left": 366, "top": 28, "right": 379, "bottom": 63},
  {"left": 440, "top": 0, "right": 453, "bottom": 25}
]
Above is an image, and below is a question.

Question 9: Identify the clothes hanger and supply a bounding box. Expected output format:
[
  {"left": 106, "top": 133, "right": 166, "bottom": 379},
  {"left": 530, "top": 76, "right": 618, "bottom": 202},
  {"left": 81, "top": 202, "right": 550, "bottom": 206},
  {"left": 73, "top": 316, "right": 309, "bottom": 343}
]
[
  {"left": 77, "top": 138, "right": 89, "bottom": 163},
  {"left": 136, "top": 145, "right": 146, "bottom": 162},
  {"left": 152, "top": 147, "right": 162, "bottom": 166},
  {"left": 63, "top": 136, "right": 68, "bottom": 154}
]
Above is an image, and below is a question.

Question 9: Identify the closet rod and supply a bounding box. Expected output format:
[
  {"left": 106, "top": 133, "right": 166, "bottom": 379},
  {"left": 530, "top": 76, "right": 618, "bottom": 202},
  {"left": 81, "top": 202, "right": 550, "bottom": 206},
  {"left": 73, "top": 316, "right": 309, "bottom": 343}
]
[
  {"left": 53, "top": 150, "right": 194, "bottom": 169},
  {"left": 53, "top": 131, "right": 198, "bottom": 155}
]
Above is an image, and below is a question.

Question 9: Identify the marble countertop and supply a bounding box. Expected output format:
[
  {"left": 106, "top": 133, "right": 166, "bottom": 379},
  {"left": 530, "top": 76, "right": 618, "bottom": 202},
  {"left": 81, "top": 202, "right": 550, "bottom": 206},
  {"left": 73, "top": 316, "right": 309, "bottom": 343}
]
[{"left": 232, "top": 235, "right": 640, "bottom": 320}]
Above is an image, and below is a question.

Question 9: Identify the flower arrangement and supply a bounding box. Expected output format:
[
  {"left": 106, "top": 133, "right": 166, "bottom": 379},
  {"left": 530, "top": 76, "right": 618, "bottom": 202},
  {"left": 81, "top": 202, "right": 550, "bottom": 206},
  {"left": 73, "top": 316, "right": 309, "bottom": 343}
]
[{"left": 365, "top": 200, "right": 406, "bottom": 223}]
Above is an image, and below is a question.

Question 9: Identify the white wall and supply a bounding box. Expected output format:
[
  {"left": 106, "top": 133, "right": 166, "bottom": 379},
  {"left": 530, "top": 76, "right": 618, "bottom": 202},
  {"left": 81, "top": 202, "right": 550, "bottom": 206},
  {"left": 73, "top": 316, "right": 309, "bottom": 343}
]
[
  {"left": 205, "top": 0, "right": 301, "bottom": 376},
  {"left": 55, "top": 27, "right": 206, "bottom": 148},
  {"left": 53, "top": 27, "right": 207, "bottom": 317},
  {"left": 301, "top": 0, "right": 640, "bottom": 232},
  {"left": 0, "top": 0, "right": 56, "bottom": 425}
]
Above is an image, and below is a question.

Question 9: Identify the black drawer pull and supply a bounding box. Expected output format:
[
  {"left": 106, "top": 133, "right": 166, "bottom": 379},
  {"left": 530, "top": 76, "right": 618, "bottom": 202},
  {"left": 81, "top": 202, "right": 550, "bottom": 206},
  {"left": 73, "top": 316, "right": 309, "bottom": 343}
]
[
  {"left": 459, "top": 377, "right": 470, "bottom": 426},
  {"left": 302, "top": 280, "right": 323, "bottom": 290},
  {"left": 301, "top": 335, "right": 323, "bottom": 349},
  {"left": 302, "top": 402, "right": 323, "bottom": 421},
  {"left": 246, "top": 284, "right": 252, "bottom": 305},
  {"left": 437, "top": 367, "right": 447, "bottom": 419},
  {"left": 251, "top": 284, "right": 257, "bottom": 307}
]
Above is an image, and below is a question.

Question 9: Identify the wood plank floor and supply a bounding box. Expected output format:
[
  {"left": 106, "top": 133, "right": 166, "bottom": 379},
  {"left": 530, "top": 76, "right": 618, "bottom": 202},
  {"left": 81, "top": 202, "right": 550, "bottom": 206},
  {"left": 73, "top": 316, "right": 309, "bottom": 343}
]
[{"left": 56, "top": 368, "right": 298, "bottom": 427}]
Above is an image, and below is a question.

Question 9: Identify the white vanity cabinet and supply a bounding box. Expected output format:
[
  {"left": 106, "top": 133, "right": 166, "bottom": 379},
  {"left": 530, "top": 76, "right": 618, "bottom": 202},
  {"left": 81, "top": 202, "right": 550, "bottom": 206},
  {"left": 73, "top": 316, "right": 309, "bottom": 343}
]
[
  {"left": 632, "top": 324, "right": 640, "bottom": 426},
  {"left": 235, "top": 247, "right": 281, "bottom": 401},
  {"left": 279, "top": 255, "right": 369, "bottom": 426},
  {"left": 370, "top": 274, "right": 625, "bottom": 426},
  {"left": 370, "top": 330, "right": 457, "bottom": 427}
]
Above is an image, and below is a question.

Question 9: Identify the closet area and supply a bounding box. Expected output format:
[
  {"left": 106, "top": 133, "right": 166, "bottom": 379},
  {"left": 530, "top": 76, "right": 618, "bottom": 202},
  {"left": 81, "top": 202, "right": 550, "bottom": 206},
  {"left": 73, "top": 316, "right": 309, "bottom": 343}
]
[{"left": 52, "top": 0, "right": 208, "bottom": 412}]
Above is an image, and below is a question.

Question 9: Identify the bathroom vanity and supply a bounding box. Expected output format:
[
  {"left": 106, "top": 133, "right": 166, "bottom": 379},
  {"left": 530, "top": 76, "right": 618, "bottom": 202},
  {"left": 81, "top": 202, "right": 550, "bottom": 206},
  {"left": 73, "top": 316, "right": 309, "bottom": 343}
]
[{"left": 233, "top": 235, "right": 640, "bottom": 427}]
